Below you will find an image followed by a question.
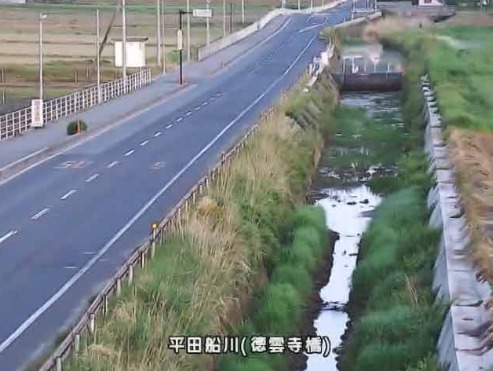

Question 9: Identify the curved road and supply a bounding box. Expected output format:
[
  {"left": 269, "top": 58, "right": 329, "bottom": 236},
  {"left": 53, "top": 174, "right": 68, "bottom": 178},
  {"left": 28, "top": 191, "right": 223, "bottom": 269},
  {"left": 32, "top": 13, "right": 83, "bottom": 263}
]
[{"left": 0, "top": 5, "right": 351, "bottom": 370}]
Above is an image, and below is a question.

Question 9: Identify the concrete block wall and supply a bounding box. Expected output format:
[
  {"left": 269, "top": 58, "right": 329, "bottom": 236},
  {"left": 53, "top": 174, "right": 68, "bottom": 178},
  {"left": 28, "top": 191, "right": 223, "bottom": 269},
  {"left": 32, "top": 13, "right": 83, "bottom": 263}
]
[{"left": 421, "top": 74, "right": 493, "bottom": 371}]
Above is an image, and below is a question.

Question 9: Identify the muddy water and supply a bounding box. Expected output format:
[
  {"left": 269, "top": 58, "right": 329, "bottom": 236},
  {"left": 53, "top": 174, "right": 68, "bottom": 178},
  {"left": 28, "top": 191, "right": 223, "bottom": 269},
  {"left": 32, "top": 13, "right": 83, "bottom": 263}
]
[{"left": 305, "top": 92, "right": 403, "bottom": 371}]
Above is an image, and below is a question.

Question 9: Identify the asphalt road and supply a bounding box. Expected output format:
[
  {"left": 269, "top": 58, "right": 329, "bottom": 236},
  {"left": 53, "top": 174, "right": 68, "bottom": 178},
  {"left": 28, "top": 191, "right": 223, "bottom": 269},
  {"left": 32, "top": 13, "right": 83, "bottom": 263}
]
[{"left": 0, "top": 4, "right": 352, "bottom": 370}]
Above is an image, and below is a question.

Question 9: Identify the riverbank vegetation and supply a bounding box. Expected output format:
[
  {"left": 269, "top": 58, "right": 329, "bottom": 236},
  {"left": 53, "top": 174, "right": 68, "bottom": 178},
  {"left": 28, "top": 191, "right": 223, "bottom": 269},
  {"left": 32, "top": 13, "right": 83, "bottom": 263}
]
[
  {"left": 366, "top": 17, "right": 493, "bottom": 284},
  {"left": 319, "top": 21, "right": 446, "bottom": 371},
  {"left": 66, "top": 72, "right": 339, "bottom": 370}
]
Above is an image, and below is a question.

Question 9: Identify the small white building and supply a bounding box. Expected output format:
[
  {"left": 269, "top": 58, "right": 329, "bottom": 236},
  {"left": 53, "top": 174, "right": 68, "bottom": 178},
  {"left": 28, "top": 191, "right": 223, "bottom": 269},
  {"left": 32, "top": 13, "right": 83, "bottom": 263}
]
[
  {"left": 112, "top": 37, "right": 149, "bottom": 68},
  {"left": 418, "top": 0, "right": 444, "bottom": 6}
]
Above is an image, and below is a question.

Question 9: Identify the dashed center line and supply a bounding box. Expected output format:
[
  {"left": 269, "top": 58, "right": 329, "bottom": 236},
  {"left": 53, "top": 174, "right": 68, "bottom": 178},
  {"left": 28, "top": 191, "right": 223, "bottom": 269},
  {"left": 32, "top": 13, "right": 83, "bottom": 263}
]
[
  {"left": 166, "top": 124, "right": 173, "bottom": 129},
  {"left": 176, "top": 117, "right": 183, "bottom": 123},
  {"left": 186, "top": 111, "right": 192, "bottom": 116},
  {"left": 140, "top": 140, "right": 149, "bottom": 146},
  {"left": 202, "top": 101, "right": 208, "bottom": 106},
  {"left": 61, "top": 190, "right": 77, "bottom": 200},
  {"left": 194, "top": 106, "right": 200, "bottom": 111},
  {"left": 107, "top": 161, "right": 119, "bottom": 168},
  {"left": 85, "top": 173, "right": 100, "bottom": 183},
  {"left": 124, "top": 149, "right": 135, "bottom": 157},
  {"left": 209, "top": 97, "right": 215, "bottom": 101},
  {"left": 0, "top": 230, "right": 17, "bottom": 245},
  {"left": 31, "top": 208, "right": 49, "bottom": 220},
  {"left": 154, "top": 132, "right": 162, "bottom": 137}
]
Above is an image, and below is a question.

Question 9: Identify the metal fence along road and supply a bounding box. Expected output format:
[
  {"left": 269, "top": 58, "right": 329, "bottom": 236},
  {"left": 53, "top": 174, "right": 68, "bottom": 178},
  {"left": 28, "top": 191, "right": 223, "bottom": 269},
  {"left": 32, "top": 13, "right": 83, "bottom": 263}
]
[{"left": 0, "top": 69, "right": 152, "bottom": 141}]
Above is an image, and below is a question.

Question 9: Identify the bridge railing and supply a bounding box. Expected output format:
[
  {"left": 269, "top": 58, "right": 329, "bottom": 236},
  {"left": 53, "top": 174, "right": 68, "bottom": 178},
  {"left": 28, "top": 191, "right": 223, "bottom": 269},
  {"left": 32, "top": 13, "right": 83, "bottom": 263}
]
[{"left": 0, "top": 69, "right": 152, "bottom": 141}]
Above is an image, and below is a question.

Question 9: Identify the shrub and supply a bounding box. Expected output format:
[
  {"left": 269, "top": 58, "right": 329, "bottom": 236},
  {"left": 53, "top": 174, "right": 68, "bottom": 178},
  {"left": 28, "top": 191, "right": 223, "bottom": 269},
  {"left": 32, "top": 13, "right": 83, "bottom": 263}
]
[{"left": 67, "top": 119, "right": 87, "bottom": 135}]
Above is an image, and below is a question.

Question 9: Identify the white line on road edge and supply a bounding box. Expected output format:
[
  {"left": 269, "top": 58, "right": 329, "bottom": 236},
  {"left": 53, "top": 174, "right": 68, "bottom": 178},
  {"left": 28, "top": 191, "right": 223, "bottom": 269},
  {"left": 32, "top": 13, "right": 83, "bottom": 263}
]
[
  {"left": 154, "top": 132, "right": 162, "bottom": 137},
  {"left": 31, "top": 208, "right": 50, "bottom": 220},
  {"left": 61, "top": 190, "right": 77, "bottom": 200},
  {"left": 0, "top": 230, "right": 17, "bottom": 245},
  {"left": 166, "top": 124, "right": 173, "bottom": 129},
  {"left": 124, "top": 150, "right": 135, "bottom": 157},
  {"left": 140, "top": 140, "right": 149, "bottom": 146},
  {"left": 85, "top": 174, "right": 100, "bottom": 183},
  {"left": 107, "top": 161, "right": 119, "bottom": 168},
  {"left": 0, "top": 33, "right": 318, "bottom": 354},
  {"left": 176, "top": 117, "right": 183, "bottom": 123}
]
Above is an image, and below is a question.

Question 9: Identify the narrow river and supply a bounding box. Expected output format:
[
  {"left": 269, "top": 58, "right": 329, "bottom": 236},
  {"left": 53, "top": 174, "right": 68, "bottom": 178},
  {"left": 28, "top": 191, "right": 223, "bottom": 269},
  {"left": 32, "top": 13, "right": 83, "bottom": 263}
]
[{"left": 305, "top": 91, "right": 404, "bottom": 371}]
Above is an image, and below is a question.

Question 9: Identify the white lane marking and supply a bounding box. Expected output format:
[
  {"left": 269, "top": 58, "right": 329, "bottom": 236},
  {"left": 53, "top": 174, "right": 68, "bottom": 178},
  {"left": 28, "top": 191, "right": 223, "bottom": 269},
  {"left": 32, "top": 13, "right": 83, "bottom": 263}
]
[
  {"left": 0, "top": 85, "right": 197, "bottom": 187},
  {"left": 107, "top": 161, "right": 119, "bottom": 168},
  {"left": 83, "top": 251, "right": 95, "bottom": 255},
  {"left": 64, "top": 266, "right": 78, "bottom": 269},
  {"left": 31, "top": 208, "right": 50, "bottom": 220},
  {"left": 0, "top": 33, "right": 318, "bottom": 355},
  {"left": 140, "top": 140, "right": 149, "bottom": 147},
  {"left": 202, "top": 101, "right": 208, "bottom": 106},
  {"left": 85, "top": 173, "right": 100, "bottom": 183},
  {"left": 298, "top": 23, "right": 327, "bottom": 33},
  {"left": 215, "top": 92, "right": 222, "bottom": 97},
  {"left": 61, "top": 190, "right": 77, "bottom": 200},
  {"left": 0, "top": 230, "right": 17, "bottom": 245},
  {"left": 166, "top": 124, "right": 173, "bottom": 129},
  {"left": 186, "top": 111, "right": 192, "bottom": 116},
  {"left": 154, "top": 131, "right": 162, "bottom": 137},
  {"left": 209, "top": 97, "right": 215, "bottom": 101},
  {"left": 124, "top": 149, "right": 135, "bottom": 157},
  {"left": 176, "top": 117, "right": 183, "bottom": 123},
  {"left": 194, "top": 106, "right": 200, "bottom": 111}
]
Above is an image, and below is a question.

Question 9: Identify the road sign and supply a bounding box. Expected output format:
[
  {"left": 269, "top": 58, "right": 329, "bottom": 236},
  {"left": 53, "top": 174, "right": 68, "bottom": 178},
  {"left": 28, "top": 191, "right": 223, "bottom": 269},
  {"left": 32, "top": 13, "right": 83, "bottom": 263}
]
[
  {"left": 31, "top": 99, "right": 44, "bottom": 128},
  {"left": 177, "top": 29, "right": 183, "bottom": 50},
  {"left": 192, "top": 8, "right": 212, "bottom": 17}
]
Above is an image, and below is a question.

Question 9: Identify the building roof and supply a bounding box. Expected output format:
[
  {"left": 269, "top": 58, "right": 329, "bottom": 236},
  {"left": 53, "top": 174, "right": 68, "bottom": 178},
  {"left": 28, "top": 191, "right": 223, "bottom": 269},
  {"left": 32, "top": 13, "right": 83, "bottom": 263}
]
[{"left": 112, "top": 37, "right": 149, "bottom": 43}]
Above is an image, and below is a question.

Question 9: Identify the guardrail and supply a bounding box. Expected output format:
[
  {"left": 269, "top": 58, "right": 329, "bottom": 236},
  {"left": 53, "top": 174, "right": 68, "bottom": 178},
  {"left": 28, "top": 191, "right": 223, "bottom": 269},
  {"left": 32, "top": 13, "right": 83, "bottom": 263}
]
[
  {"left": 37, "top": 70, "right": 309, "bottom": 371},
  {"left": 0, "top": 69, "right": 152, "bottom": 141}
]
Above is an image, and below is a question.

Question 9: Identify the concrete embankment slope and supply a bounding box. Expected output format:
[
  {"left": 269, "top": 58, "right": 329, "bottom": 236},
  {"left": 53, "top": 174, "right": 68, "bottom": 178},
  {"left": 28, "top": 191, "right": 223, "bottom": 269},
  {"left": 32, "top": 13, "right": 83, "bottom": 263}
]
[{"left": 421, "top": 75, "right": 493, "bottom": 371}]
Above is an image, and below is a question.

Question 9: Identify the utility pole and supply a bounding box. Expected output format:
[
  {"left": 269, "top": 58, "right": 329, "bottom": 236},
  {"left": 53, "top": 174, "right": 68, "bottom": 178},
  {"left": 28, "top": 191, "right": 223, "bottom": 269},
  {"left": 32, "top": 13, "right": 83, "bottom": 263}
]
[
  {"left": 178, "top": 9, "right": 192, "bottom": 85},
  {"left": 241, "top": 0, "right": 245, "bottom": 23},
  {"left": 39, "top": 13, "right": 47, "bottom": 100},
  {"left": 223, "top": 0, "right": 226, "bottom": 37},
  {"left": 122, "top": 0, "right": 127, "bottom": 91},
  {"left": 96, "top": 9, "right": 101, "bottom": 103},
  {"left": 186, "top": 0, "right": 191, "bottom": 61},
  {"left": 206, "top": 0, "right": 211, "bottom": 45},
  {"left": 161, "top": 0, "right": 166, "bottom": 73},
  {"left": 156, "top": 0, "right": 161, "bottom": 67},
  {"left": 229, "top": 3, "right": 232, "bottom": 34}
]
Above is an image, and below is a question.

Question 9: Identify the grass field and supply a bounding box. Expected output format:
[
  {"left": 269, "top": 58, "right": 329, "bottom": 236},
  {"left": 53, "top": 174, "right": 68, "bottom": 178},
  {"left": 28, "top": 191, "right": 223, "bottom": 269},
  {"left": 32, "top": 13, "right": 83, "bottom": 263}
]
[
  {"left": 364, "top": 15, "right": 493, "bottom": 289},
  {"left": 0, "top": 0, "right": 314, "bottom": 108}
]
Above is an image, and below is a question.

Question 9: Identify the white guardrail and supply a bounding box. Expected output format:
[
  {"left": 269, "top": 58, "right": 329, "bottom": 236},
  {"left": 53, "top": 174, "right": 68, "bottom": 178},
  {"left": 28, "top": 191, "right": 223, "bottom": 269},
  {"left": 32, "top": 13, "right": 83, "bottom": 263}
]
[
  {"left": 0, "top": 69, "right": 152, "bottom": 141},
  {"left": 37, "top": 77, "right": 304, "bottom": 371}
]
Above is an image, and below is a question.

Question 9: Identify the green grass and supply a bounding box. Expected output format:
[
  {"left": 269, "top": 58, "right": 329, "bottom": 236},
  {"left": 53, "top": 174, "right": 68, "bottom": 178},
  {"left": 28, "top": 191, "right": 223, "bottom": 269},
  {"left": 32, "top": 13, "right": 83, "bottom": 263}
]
[
  {"left": 384, "top": 26, "right": 493, "bottom": 131},
  {"left": 340, "top": 187, "right": 445, "bottom": 371},
  {"left": 217, "top": 205, "right": 329, "bottom": 371}
]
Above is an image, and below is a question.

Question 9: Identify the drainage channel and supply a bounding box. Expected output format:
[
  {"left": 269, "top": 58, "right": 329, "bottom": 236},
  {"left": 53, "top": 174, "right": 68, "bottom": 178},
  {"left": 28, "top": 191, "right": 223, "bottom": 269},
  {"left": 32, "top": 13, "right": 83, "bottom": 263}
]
[{"left": 304, "top": 90, "right": 404, "bottom": 371}]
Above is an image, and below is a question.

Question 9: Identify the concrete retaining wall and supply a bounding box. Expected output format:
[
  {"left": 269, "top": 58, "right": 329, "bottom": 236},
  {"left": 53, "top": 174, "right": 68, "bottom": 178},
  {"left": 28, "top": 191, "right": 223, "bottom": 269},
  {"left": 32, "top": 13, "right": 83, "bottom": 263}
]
[
  {"left": 197, "top": 0, "right": 350, "bottom": 61},
  {"left": 421, "top": 74, "right": 493, "bottom": 371}
]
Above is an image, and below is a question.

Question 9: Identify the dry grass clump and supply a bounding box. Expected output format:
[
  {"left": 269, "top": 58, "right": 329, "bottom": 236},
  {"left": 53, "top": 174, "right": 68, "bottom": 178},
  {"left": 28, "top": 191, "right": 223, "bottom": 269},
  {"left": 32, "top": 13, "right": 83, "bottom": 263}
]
[
  {"left": 362, "top": 16, "right": 433, "bottom": 42},
  {"left": 448, "top": 128, "right": 493, "bottom": 282},
  {"left": 66, "top": 75, "right": 335, "bottom": 371}
]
